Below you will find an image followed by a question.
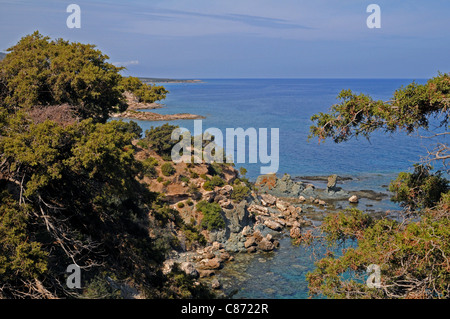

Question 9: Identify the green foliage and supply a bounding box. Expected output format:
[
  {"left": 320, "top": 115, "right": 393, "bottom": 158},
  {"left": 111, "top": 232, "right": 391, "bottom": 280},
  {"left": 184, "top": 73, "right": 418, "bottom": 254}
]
[
  {"left": 121, "top": 76, "right": 169, "bottom": 103},
  {"left": 83, "top": 275, "right": 122, "bottom": 299},
  {"left": 140, "top": 157, "right": 158, "bottom": 178},
  {"left": 230, "top": 183, "right": 251, "bottom": 202},
  {"left": 196, "top": 201, "right": 226, "bottom": 231},
  {"left": 165, "top": 265, "right": 215, "bottom": 299},
  {"left": 202, "top": 175, "right": 225, "bottom": 191},
  {"left": 0, "top": 192, "right": 48, "bottom": 284},
  {"left": 161, "top": 162, "right": 176, "bottom": 176},
  {"left": 142, "top": 124, "right": 179, "bottom": 160},
  {"left": 207, "top": 163, "right": 224, "bottom": 177},
  {"left": 0, "top": 114, "right": 170, "bottom": 297},
  {"left": 177, "top": 202, "right": 185, "bottom": 208},
  {"left": 180, "top": 175, "right": 190, "bottom": 183},
  {"left": 182, "top": 223, "right": 207, "bottom": 248},
  {"left": 309, "top": 73, "right": 450, "bottom": 143},
  {"left": 0, "top": 31, "right": 126, "bottom": 123},
  {"left": 186, "top": 199, "right": 194, "bottom": 206},
  {"left": 0, "top": 33, "right": 214, "bottom": 299},
  {"left": 306, "top": 206, "right": 450, "bottom": 299},
  {"left": 306, "top": 74, "right": 450, "bottom": 299},
  {"left": 389, "top": 164, "right": 449, "bottom": 210},
  {"left": 190, "top": 171, "right": 199, "bottom": 179}
]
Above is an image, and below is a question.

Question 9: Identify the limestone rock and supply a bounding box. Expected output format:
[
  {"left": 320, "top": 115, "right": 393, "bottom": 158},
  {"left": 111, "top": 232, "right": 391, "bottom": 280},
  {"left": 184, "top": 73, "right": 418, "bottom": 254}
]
[
  {"left": 180, "top": 262, "right": 199, "bottom": 278},
  {"left": 290, "top": 227, "right": 301, "bottom": 239},
  {"left": 327, "top": 174, "right": 338, "bottom": 190},
  {"left": 349, "top": 195, "right": 359, "bottom": 203},
  {"left": 260, "top": 193, "right": 277, "bottom": 206},
  {"left": 264, "top": 219, "right": 283, "bottom": 231},
  {"left": 258, "top": 238, "right": 275, "bottom": 251},
  {"left": 244, "top": 236, "right": 257, "bottom": 248},
  {"left": 197, "top": 257, "right": 222, "bottom": 270}
]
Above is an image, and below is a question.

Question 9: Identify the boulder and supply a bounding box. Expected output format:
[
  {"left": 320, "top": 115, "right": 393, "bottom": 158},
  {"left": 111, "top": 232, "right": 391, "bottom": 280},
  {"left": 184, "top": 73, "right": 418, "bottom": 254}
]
[
  {"left": 327, "top": 174, "right": 338, "bottom": 191},
  {"left": 197, "top": 258, "right": 222, "bottom": 270},
  {"left": 252, "top": 230, "right": 264, "bottom": 243},
  {"left": 264, "top": 219, "right": 283, "bottom": 231},
  {"left": 211, "top": 279, "right": 221, "bottom": 289},
  {"left": 248, "top": 204, "right": 269, "bottom": 216},
  {"left": 203, "top": 191, "right": 216, "bottom": 203},
  {"left": 260, "top": 193, "right": 277, "bottom": 206},
  {"left": 298, "top": 195, "right": 306, "bottom": 202},
  {"left": 198, "top": 270, "right": 215, "bottom": 278},
  {"left": 349, "top": 195, "right": 359, "bottom": 203},
  {"left": 180, "top": 262, "right": 199, "bottom": 278},
  {"left": 241, "top": 225, "right": 253, "bottom": 237},
  {"left": 218, "top": 185, "right": 234, "bottom": 196},
  {"left": 244, "top": 237, "right": 257, "bottom": 248},
  {"left": 275, "top": 200, "right": 289, "bottom": 212},
  {"left": 258, "top": 238, "right": 275, "bottom": 251},
  {"left": 217, "top": 251, "right": 232, "bottom": 262},
  {"left": 247, "top": 246, "right": 257, "bottom": 253},
  {"left": 162, "top": 260, "right": 176, "bottom": 275},
  {"left": 212, "top": 241, "right": 223, "bottom": 251},
  {"left": 290, "top": 227, "right": 301, "bottom": 239},
  {"left": 219, "top": 199, "right": 233, "bottom": 209}
]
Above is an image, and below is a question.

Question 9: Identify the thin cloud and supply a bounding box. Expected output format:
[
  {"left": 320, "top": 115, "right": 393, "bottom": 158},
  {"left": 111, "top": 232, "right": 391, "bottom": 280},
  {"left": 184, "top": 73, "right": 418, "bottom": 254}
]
[
  {"left": 138, "top": 8, "right": 313, "bottom": 30},
  {"left": 112, "top": 60, "right": 139, "bottom": 67}
]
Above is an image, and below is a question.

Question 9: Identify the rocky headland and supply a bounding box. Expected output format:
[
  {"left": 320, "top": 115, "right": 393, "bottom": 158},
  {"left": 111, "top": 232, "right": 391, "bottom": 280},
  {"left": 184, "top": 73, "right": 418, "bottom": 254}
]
[{"left": 111, "top": 91, "right": 205, "bottom": 121}]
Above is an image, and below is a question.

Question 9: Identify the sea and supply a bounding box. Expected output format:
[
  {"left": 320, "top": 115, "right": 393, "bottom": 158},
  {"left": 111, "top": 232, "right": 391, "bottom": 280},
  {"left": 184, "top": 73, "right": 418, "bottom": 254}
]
[{"left": 124, "top": 78, "right": 448, "bottom": 298}]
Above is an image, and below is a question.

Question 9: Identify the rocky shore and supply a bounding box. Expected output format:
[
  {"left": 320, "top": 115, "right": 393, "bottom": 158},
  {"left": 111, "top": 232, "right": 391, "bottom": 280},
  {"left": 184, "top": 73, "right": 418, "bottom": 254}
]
[
  {"left": 111, "top": 91, "right": 205, "bottom": 121},
  {"left": 156, "top": 169, "right": 388, "bottom": 294}
]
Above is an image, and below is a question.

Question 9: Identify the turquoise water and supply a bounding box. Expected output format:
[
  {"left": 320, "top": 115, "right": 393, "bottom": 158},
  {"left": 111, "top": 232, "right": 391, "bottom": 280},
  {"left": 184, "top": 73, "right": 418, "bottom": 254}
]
[{"left": 122, "top": 79, "right": 447, "bottom": 298}]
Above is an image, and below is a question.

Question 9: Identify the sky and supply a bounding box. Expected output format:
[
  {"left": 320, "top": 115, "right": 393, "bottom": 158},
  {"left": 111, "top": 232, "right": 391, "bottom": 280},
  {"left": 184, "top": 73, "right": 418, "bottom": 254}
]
[{"left": 0, "top": 0, "right": 449, "bottom": 79}]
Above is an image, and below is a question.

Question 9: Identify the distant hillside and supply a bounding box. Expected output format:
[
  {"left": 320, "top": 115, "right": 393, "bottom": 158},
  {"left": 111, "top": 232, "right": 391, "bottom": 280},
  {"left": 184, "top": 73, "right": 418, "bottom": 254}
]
[{"left": 0, "top": 52, "right": 6, "bottom": 60}]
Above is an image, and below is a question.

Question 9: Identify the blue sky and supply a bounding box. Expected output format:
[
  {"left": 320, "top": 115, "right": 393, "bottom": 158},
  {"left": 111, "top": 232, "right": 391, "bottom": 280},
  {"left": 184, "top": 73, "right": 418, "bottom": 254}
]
[{"left": 1, "top": 0, "right": 449, "bottom": 78}]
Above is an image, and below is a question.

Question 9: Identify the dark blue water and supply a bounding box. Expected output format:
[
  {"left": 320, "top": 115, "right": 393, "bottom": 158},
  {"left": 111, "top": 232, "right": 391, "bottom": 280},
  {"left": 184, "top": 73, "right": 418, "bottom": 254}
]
[{"left": 122, "top": 79, "right": 447, "bottom": 298}]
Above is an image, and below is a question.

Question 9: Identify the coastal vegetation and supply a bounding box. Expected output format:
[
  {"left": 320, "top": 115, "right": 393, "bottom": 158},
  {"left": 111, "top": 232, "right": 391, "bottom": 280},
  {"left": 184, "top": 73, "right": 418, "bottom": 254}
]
[
  {"left": 0, "top": 32, "right": 214, "bottom": 298},
  {"left": 307, "top": 74, "right": 450, "bottom": 298}
]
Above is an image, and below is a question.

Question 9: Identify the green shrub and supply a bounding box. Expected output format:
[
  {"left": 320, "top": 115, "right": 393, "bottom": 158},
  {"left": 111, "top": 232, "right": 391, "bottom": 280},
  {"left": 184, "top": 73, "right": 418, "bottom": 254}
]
[
  {"left": 142, "top": 124, "right": 180, "bottom": 159},
  {"left": 196, "top": 201, "right": 225, "bottom": 231},
  {"left": 177, "top": 202, "right": 185, "bottom": 208},
  {"left": 163, "top": 180, "right": 171, "bottom": 187},
  {"left": 231, "top": 184, "right": 251, "bottom": 202},
  {"left": 203, "top": 175, "right": 225, "bottom": 191},
  {"left": 157, "top": 176, "right": 164, "bottom": 183},
  {"left": 188, "top": 183, "right": 199, "bottom": 194},
  {"left": 186, "top": 199, "right": 194, "bottom": 206},
  {"left": 180, "top": 175, "right": 190, "bottom": 183},
  {"left": 190, "top": 171, "right": 199, "bottom": 179},
  {"left": 161, "top": 162, "right": 176, "bottom": 176},
  {"left": 207, "top": 163, "right": 224, "bottom": 177},
  {"left": 141, "top": 157, "right": 158, "bottom": 178},
  {"left": 389, "top": 164, "right": 449, "bottom": 210}
]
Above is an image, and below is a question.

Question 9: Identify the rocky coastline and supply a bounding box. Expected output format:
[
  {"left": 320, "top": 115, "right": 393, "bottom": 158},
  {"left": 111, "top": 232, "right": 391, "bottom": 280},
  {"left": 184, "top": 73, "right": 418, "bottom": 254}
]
[
  {"left": 111, "top": 91, "right": 205, "bottom": 121},
  {"left": 158, "top": 170, "right": 389, "bottom": 294}
]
